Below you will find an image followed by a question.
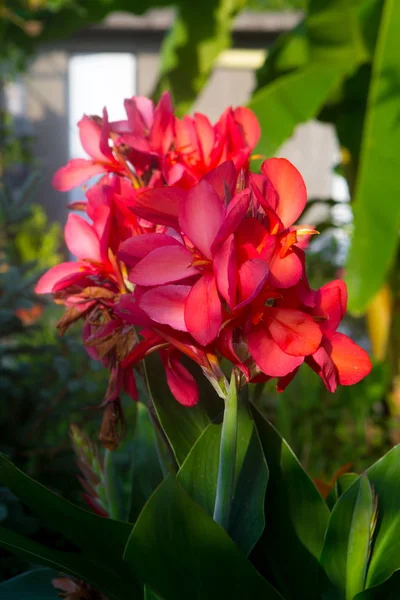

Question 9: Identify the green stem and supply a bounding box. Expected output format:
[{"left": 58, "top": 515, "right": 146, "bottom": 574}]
[
  {"left": 104, "top": 449, "right": 122, "bottom": 520},
  {"left": 213, "top": 371, "right": 238, "bottom": 530}
]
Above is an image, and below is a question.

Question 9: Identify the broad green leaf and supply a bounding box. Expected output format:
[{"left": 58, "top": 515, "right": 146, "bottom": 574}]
[
  {"left": 145, "top": 353, "right": 223, "bottom": 467},
  {"left": 320, "top": 475, "right": 375, "bottom": 599},
  {"left": 249, "top": 64, "right": 345, "bottom": 157},
  {"left": 144, "top": 586, "right": 162, "bottom": 600},
  {"left": 364, "top": 445, "right": 400, "bottom": 588},
  {"left": 251, "top": 405, "right": 329, "bottom": 599},
  {"left": 0, "top": 569, "right": 58, "bottom": 600},
  {"left": 153, "top": 0, "right": 246, "bottom": 115},
  {"left": 0, "top": 454, "right": 132, "bottom": 565},
  {"left": 128, "top": 401, "right": 163, "bottom": 523},
  {"left": 0, "top": 527, "right": 132, "bottom": 600},
  {"left": 123, "top": 475, "right": 282, "bottom": 600},
  {"left": 177, "top": 401, "right": 268, "bottom": 554},
  {"left": 251, "top": 0, "right": 366, "bottom": 157},
  {"left": 346, "top": 0, "right": 400, "bottom": 312},
  {"left": 326, "top": 472, "right": 360, "bottom": 510},
  {"left": 355, "top": 570, "right": 400, "bottom": 599}
]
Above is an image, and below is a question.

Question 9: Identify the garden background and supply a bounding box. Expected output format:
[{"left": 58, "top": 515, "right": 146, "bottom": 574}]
[{"left": 1, "top": 0, "right": 399, "bottom": 588}]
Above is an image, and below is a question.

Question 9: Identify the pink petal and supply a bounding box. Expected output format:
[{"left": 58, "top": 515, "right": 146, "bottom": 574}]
[
  {"left": 34, "top": 262, "right": 82, "bottom": 294},
  {"left": 267, "top": 308, "right": 322, "bottom": 356},
  {"left": 135, "top": 96, "right": 155, "bottom": 130},
  {"left": 313, "top": 280, "right": 348, "bottom": 333},
  {"left": 248, "top": 326, "right": 304, "bottom": 377},
  {"left": 114, "top": 293, "right": 154, "bottom": 328},
  {"left": 134, "top": 187, "right": 187, "bottom": 229},
  {"left": 328, "top": 332, "right": 372, "bottom": 386},
  {"left": 212, "top": 189, "right": 251, "bottom": 251},
  {"left": 213, "top": 234, "right": 237, "bottom": 308},
  {"left": 139, "top": 285, "right": 190, "bottom": 331},
  {"left": 184, "top": 273, "right": 222, "bottom": 346},
  {"left": 179, "top": 179, "right": 225, "bottom": 259},
  {"left": 78, "top": 115, "right": 112, "bottom": 162},
  {"left": 203, "top": 160, "right": 236, "bottom": 201},
  {"left": 129, "top": 245, "right": 197, "bottom": 286},
  {"left": 65, "top": 214, "right": 101, "bottom": 262},
  {"left": 261, "top": 158, "right": 307, "bottom": 228},
  {"left": 118, "top": 233, "right": 180, "bottom": 267},
  {"left": 160, "top": 350, "right": 199, "bottom": 406},
  {"left": 52, "top": 159, "right": 106, "bottom": 191},
  {"left": 233, "top": 106, "right": 261, "bottom": 148},
  {"left": 236, "top": 258, "right": 269, "bottom": 309}
]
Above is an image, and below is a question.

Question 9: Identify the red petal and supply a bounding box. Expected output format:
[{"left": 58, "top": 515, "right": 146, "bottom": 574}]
[
  {"left": 139, "top": 285, "right": 190, "bottom": 331},
  {"left": 218, "top": 323, "right": 250, "bottom": 379},
  {"left": 212, "top": 189, "right": 251, "bottom": 251},
  {"left": 203, "top": 161, "right": 236, "bottom": 201},
  {"left": 236, "top": 258, "right": 268, "bottom": 309},
  {"left": 248, "top": 325, "right": 304, "bottom": 377},
  {"left": 118, "top": 233, "right": 180, "bottom": 267},
  {"left": 151, "top": 91, "right": 174, "bottom": 154},
  {"left": 179, "top": 179, "right": 225, "bottom": 260},
  {"left": 262, "top": 238, "right": 303, "bottom": 288},
  {"left": 194, "top": 113, "right": 215, "bottom": 164},
  {"left": 213, "top": 234, "right": 237, "bottom": 308},
  {"left": 34, "top": 262, "right": 82, "bottom": 294},
  {"left": 160, "top": 350, "right": 199, "bottom": 406},
  {"left": 185, "top": 273, "right": 222, "bottom": 345},
  {"left": 52, "top": 159, "right": 106, "bottom": 191},
  {"left": 267, "top": 307, "right": 322, "bottom": 356},
  {"left": 129, "top": 245, "right": 197, "bottom": 286},
  {"left": 261, "top": 158, "right": 307, "bottom": 228},
  {"left": 329, "top": 332, "right": 372, "bottom": 386},
  {"left": 134, "top": 187, "right": 187, "bottom": 229},
  {"left": 233, "top": 106, "right": 261, "bottom": 148},
  {"left": 306, "top": 345, "right": 338, "bottom": 393},
  {"left": 314, "top": 280, "right": 348, "bottom": 333}
]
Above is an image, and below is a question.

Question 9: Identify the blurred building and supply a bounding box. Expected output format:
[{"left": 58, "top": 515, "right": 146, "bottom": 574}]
[{"left": 5, "top": 9, "right": 346, "bottom": 224}]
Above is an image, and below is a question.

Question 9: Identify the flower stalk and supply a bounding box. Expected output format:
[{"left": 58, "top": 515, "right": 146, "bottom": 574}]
[{"left": 213, "top": 370, "right": 238, "bottom": 530}]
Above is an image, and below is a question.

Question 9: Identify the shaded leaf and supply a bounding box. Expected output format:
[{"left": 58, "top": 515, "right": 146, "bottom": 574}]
[
  {"left": 178, "top": 400, "right": 268, "bottom": 554},
  {"left": 251, "top": 405, "right": 329, "bottom": 599},
  {"left": 319, "top": 475, "right": 375, "bottom": 599},
  {"left": 0, "top": 568, "right": 58, "bottom": 600},
  {"left": 123, "top": 475, "right": 282, "bottom": 600}
]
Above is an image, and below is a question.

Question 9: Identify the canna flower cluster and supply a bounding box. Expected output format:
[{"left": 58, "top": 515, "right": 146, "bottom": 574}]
[{"left": 36, "top": 92, "right": 372, "bottom": 416}]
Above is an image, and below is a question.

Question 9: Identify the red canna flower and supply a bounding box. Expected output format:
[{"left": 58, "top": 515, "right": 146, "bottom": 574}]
[{"left": 53, "top": 109, "right": 124, "bottom": 191}]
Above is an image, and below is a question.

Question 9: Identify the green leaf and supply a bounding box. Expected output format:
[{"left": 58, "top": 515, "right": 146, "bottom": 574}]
[
  {"left": 153, "top": 0, "right": 246, "bottom": 115},
  {"left": 145, "top": 353, "right": 223, "bottom": 467},
  {"left": 346, "top": 0, "right": 400, "bottom": 312},
  {"left": 251, "top": 405, "right": 329, "bottom": 599},
  {"left": 177, "top": 401, "right": 268, "bottom": 554},
  {"left": 326, "top": 472, "right": 360, "bottom": 510},
  {"left": 355, "top": 570, "right": 400, "bottom": 599},
  {"left": 0, "top": 455, "right": 141, "bottom": 598},
  {"left": 319, "top": 475, "right": 375, "bottom": 599},
  {"left": 128, "top": 402, "right": 163, "bottom": 523},
  {"left": 0, "top": 454, "right": 132, "bottom": 564},
  {"left": 124, "top": 475, "right": 282, "bottom": 600},
  {"left": 364, "top": 445, "right": 400, "bottom": 588},
  {"left": 0, "top": 527, "right": 132, "bottom": 600},
  {"left": 144, "top": 585, "right": 163, "bottom": 600},
  {"left": 250, "top": 0, "right": 365, "bottom": 157},
  {"left": 249, "top": 64, "right": 345, "bottom": 157},
  {"left": 0, "top": 569, "right": 58, "bottom": 600}
]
